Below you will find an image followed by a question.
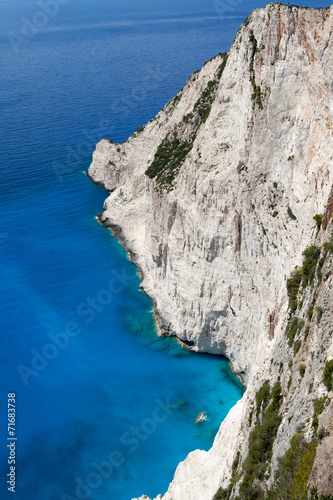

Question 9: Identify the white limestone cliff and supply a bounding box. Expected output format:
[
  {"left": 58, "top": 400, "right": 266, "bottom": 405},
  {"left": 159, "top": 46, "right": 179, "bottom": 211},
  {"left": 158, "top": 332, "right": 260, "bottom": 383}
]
[{"left": 88, "top": 4, "right": 333, "bottom": 499}]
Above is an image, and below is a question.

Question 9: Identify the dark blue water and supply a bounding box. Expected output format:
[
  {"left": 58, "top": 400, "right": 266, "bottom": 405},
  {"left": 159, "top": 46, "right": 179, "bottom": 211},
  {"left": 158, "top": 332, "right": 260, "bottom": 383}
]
[{"left": 0, "top": 1, "right": 329, "bottom": 499}]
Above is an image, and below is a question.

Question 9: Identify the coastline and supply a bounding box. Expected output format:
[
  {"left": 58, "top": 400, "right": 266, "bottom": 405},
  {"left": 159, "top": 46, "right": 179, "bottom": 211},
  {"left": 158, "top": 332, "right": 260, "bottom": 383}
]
[
  {"left": 94, "top": 199, "right": 246, "bottom": 389},
  {"left": 86, "top": 6, "right": 333, "bottom": 495}
]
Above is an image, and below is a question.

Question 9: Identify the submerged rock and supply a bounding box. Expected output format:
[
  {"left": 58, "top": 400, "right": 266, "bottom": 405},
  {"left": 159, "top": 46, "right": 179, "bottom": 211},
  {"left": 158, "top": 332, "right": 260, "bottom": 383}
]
[{"left": 170, "top": 400, "right": 188, "bottom": 410}]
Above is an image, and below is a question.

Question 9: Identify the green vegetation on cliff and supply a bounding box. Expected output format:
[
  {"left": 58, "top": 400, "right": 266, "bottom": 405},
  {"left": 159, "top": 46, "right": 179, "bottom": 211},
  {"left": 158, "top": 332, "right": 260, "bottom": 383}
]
[
  {"left": 239, "top": 381, "right": 283, "bottom": 499},
  {"left": 145, "top": 133, "right": 194, "bottom": 189},
  {"left": 267, "top": 432, "right": 318, "bottom": 500},
  {"left": 145, "top": 54, "right": 228, "bottom": 190},
  {"left": 323, "top": 360, "right": 333, "bottom": 392},
  {"left": 215, "top": 381, "right": 283, "bottom": 500},
  {"left": 249, "top": 30, "right": 263, "bottom": 110}
]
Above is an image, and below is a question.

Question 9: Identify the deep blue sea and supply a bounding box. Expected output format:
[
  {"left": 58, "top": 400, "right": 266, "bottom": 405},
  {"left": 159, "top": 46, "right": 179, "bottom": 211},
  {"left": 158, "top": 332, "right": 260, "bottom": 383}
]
[{"left": 0, "top": 1, "right": 329, "bottom": 499}]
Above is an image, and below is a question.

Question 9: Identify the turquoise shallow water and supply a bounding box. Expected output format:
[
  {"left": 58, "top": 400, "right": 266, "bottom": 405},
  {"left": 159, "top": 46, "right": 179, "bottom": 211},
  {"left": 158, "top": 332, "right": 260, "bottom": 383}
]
[
  {"left": 0, "top": 3, "right": 248, "bottom": 494},
  {"left": 2, "top": 0, "right": 328, "bottom": 498},
  {"left": 0, "top": 169, "right": 244, "bottom": 500}
]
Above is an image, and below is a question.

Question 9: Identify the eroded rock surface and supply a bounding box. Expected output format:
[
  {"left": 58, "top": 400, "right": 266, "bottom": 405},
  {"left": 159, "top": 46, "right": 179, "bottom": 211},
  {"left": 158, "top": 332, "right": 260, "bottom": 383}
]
[{"left": 89, "top": 4, "right": 333, "bottom": 499}]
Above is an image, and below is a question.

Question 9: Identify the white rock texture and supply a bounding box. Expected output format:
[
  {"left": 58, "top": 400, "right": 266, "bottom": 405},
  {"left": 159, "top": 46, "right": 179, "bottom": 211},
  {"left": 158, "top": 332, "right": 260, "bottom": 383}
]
[{"left": 89, "top": 4, "right": 333, "bottom": 499}]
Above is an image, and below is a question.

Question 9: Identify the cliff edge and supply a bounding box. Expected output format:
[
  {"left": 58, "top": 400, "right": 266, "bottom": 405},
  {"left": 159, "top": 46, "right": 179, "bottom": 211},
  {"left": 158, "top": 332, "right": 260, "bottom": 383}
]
[{"left": 88, "top": 3, "right": 333, "bottom": 499}]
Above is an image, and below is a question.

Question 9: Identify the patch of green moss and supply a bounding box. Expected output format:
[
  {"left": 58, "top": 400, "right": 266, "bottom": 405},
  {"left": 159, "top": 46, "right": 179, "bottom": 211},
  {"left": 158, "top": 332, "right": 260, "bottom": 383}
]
[
  {"left": 194, "top": 79, "right": 218, "bottom": 122},
  {"left": 309, "top": 488, "right": 333, "bottom": 500},
  {"left": 249, "top": 408, "right": 254, "bottom": 426},
  {"left": 169, "top": 92, "right": 182, "bottom": 110},
  {"left": 194, "top": 55, "right": 228, "bottom": 123},
  {"left": 287, "top": 206, "right": 297, "bottom": 220},
  {"left": 299, "top": 364, "right": 306, "bottom": 377},
  {"left": 256, "top": 380, "right": 270, "bottom": 417},
  {"left": 267, "top": 432, "right": 318, "bottom": 500},
  {"left": 293, "top": 339, "right": 302, "bottom": 355},
  {"left": 287, "top": 269, "right": 303, "bottom": 313},
  {"left": 134, "top": 125, "right": 145, "bottom": 134},
  {"left": 323, "top": 237, "right": 333, "bottom": 254},
  {"left": 145, "top": 54, "right": 228, "bottom": 190},
  {"left": 216, "top": 53, "right": 228, "bottom": 79},
  {"left": 182, "top": 112, "right": 194, "bottom": 123},
  {"left": 239, "top": 381, "right": 283, "bottom": 499},
  {"left": 286, "top": 244, "right": 321, "bottom": 316},
  {"left": 323, "top": 360, "right": 333, "bottom": 391},
  {"left": 145, "top": 132, "right": 194, "bottom": 189},
  {"left": 318, "top": 234, "right": 333, "bottom": 279},
  {"left": 203, "top": 52, "right": 226, "bottom": 66},
  {"left": 286, "top": 317, "right": 304, "bottom": 347},
  {"left": 243, "top": 15, "right": 250, "bottom": 26},
  {"left": 317, "top": 307, "right": 323, "bottom": 322},
  {"left": 302, "top": 246, "right": 321, "bottom": 285},
  {"left": 312, "top": 396, "right": 328, "bottom": 434},
  {"left": 249, "top": 31, "right": 263, "bottom": 110},
  {"left": 313, "top": 214, "right": 323, "bottom": 231}
]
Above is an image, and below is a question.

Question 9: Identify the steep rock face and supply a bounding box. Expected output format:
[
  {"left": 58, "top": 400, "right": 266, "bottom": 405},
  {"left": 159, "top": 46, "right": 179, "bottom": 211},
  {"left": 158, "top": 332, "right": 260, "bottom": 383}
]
[{"left": 88, "top": 4, "right": 333, "bottom": 499}]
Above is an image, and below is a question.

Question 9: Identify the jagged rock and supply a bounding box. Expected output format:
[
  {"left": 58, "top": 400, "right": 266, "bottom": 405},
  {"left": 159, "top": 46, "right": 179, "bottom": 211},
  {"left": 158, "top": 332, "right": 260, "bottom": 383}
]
[{"left": 89, "top": 4, "right": 333, "bottom": 499}]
